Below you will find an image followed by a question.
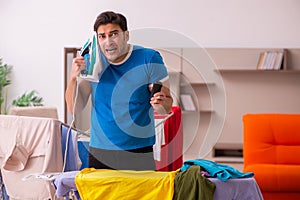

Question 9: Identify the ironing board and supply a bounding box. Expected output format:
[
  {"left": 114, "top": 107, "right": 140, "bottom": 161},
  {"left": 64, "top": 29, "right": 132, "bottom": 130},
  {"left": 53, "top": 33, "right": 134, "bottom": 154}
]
[{"left": 51, "top": 170, "right": 263, "bottom": 200}]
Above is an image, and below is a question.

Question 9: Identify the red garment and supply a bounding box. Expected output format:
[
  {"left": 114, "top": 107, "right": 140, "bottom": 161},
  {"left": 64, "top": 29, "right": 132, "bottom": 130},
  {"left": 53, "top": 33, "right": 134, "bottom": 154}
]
[{"left": 155, "top": 106, "right": 183, "bottom": 171}]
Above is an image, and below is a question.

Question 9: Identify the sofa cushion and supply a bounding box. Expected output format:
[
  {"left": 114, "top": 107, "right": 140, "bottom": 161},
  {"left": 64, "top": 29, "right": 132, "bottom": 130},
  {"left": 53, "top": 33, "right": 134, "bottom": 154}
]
[
  {"left": 245, "top": 164, "right": 300, "bottom": 192},
  {"left": 243, "top": 114, "right": 300, "bottom": 166}
]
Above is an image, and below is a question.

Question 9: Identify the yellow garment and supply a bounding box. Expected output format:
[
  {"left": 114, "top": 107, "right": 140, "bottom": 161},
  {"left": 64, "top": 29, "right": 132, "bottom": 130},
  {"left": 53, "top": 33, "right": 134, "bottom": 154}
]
[{"left": 75, "top": 168, "right": 177, "bottom": 200}]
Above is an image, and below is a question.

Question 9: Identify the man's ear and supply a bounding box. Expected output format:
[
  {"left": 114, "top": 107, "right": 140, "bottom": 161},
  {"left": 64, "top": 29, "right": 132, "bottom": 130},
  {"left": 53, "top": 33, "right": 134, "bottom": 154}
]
[{"left": 124, "top": 31, "right": 129, "bottom": 41}]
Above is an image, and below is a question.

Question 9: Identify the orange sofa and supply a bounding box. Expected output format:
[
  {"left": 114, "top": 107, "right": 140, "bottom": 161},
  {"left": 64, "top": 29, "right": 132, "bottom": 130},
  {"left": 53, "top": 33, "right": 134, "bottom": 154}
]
[{"left": 243, "top": 113, "right": 300, "bottom": 200}]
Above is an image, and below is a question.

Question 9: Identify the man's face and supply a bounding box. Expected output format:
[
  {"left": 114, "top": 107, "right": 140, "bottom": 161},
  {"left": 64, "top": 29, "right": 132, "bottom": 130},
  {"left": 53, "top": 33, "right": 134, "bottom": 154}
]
[{"left": 97, "top": 23, "right": 129, "bottom": 63}]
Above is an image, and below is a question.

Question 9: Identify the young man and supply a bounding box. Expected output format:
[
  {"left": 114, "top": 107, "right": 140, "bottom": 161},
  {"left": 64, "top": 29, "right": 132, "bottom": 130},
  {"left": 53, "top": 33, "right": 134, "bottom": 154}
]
[{"left": 65, "top": 11, "right": 173, "bottom": 170}]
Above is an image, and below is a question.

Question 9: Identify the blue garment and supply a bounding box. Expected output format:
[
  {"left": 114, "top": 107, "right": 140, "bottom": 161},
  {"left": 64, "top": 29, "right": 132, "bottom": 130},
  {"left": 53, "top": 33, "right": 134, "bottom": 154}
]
[
  {"left": 180, "top": 159, "right": 254, "bottom": 182},
  {"left": 0, "top": 171, "right": 9, "bottom": 200},
  {"left": 77, "top": 141, "right": 89, "bottom": 170},
  {"left": 61, "top": 124, "right": 80, "bottom": 171},
  {"left": 89, "top": 45, "right": 168, "bottom": 150}
]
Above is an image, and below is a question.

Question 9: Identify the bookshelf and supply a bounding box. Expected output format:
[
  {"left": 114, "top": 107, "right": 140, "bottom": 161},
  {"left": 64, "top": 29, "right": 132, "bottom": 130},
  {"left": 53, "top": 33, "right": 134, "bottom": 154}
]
[
  {"left": 157, "top": 47, "right": 300, "bottom": 171},
  {"left": 256, "top": 49, "right": 286, "bottom": 70}
]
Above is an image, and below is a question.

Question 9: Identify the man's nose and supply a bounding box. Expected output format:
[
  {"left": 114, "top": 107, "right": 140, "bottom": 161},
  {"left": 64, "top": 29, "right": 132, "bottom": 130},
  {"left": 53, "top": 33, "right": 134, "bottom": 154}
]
[
  {"left": 104, "top": 35, "right": 114, "bottom": 44},
  {"left": 101, "top": 40, "right": 110, "bottom": 48}
]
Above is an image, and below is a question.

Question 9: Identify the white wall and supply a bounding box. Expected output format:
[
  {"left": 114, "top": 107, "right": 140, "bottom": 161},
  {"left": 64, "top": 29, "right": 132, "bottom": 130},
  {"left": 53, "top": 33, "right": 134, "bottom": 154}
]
[{"left": 0, "top": 0, "right": 300, "bottom": 120}]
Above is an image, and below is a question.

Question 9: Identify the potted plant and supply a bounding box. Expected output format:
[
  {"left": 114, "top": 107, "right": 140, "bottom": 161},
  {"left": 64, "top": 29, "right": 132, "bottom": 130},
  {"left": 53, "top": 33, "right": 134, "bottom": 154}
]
[
  {"left": 0, "top": 58, "right": 12, "bottom": 114},
  {"left": 12, "top": 90, "right": 44, "bottom": 107}
]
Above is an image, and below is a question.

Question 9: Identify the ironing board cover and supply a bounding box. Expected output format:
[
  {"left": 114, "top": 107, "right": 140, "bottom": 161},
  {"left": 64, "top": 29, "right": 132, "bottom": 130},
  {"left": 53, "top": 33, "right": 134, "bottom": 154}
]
[{"left": 75, "top": 168, "right": 177, "bottom": 200}]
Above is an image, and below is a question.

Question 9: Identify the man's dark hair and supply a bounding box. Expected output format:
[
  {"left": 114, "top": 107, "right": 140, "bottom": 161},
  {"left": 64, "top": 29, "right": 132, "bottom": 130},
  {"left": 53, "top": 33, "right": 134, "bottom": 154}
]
[{"left": 94, "top": 11, "right": 127, "bottom": 32}]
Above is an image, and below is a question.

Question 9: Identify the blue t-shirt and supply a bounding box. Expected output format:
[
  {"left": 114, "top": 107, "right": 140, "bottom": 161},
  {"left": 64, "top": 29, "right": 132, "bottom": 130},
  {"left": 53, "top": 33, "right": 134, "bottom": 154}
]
[{"left": 89, "top": 45, "right": 168, "bottom": 150}]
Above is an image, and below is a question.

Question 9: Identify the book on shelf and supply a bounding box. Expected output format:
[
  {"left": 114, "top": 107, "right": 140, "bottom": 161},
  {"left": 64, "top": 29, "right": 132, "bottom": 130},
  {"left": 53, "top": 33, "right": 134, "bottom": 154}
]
[
  {"left": 256, "top": 50, "right": 285, "bottom": 70},
  {"left": 180, "top": 94, "right": 196, "bottom": 111},
  {"left": 256, "top": 52, "right": 267, "bottom": 70},
  {"left": 274, "top": 52, "right": 284, "bottom": 70}
]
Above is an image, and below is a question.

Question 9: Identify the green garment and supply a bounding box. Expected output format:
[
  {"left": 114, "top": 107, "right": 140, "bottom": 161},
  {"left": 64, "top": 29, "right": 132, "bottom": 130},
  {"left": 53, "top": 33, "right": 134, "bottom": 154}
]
[{"left": 173, "top": 165, "right": 216, "bottom": 200}]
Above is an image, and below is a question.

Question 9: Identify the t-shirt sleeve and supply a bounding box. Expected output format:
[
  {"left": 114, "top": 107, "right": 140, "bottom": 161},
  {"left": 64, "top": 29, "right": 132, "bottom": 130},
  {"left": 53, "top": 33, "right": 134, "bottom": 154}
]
[{"left": 148, "top": 51, "right": 169, "bottom": 83}]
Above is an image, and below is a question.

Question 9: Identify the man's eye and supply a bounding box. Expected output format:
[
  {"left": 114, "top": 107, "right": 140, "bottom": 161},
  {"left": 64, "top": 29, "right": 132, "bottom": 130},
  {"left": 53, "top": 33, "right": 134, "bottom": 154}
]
[{"left": 98, "top": 35, "right": 105, "bottom": 39}]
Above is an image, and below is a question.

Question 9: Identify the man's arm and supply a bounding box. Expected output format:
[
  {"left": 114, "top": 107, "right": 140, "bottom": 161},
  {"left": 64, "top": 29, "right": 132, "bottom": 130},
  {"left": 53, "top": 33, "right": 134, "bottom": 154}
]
[{"left": 65, "top": 56, "right": 91, "bottom": 114}]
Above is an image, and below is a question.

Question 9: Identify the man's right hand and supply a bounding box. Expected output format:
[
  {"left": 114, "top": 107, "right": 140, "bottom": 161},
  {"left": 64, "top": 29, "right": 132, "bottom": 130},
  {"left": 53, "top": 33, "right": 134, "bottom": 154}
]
[{"left": 70, "top": 56, "right": 86, "bottom": 81}]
